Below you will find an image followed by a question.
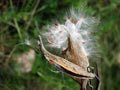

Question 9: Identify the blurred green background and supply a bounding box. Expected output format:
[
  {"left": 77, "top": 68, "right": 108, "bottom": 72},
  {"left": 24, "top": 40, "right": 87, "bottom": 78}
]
[{"left": 0, "top": 0, "right": 120, "bottom": 90}]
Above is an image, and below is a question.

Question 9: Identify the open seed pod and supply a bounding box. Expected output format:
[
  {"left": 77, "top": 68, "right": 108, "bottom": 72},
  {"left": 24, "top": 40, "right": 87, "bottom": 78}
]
[{"left": 38, "top": 9, "right": 100, "bottom": 90}]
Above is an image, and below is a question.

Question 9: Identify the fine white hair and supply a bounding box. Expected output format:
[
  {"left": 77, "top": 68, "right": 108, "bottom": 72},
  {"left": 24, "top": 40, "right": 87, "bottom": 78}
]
[{"left": 42, "top": 9, "right": 99, "bottom": 57}]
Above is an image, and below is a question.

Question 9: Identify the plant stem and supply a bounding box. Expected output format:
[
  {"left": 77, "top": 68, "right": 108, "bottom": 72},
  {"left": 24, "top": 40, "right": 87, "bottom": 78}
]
[
  {"left": 25, "top": 0, "right": 40, "bottom": 30},
  {"left": 14, "top": 18, "right": 22, "bottom": 40}
]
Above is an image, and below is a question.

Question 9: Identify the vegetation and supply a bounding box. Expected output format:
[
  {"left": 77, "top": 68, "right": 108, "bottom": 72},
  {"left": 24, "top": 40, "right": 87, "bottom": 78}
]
[{"left": 0, "top": 0, "right": 120, "bottom": 90}]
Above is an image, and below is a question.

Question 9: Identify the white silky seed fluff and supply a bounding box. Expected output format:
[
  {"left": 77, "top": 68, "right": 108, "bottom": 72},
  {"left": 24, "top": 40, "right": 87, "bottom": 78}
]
[{"left": 42, "top": 9, "right": 99, "bottom": 57}]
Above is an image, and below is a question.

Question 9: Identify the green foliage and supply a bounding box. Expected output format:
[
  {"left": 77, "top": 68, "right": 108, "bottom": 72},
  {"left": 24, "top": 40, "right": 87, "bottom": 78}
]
[{"left": 0, "top": 0, "right": 120, "bottom": 90}]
